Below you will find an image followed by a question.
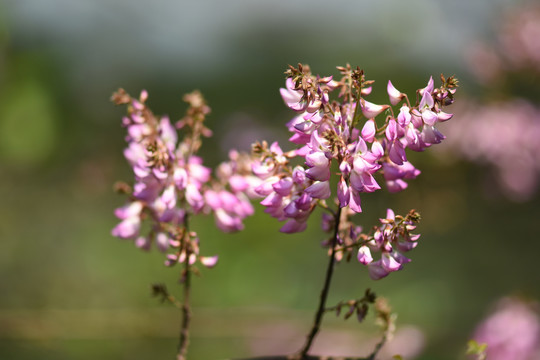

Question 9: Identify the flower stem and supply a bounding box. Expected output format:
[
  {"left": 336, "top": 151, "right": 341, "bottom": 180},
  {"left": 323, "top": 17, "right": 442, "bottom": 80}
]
[
  {"left": 297, "top": 206, "right": 342, "bottom": 358},
  {"left": 177, "top": 259, "right": 192, "bottom": 360}
]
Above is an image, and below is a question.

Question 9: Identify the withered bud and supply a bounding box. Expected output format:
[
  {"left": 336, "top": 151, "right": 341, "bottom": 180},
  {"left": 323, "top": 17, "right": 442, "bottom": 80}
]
[
  {"left": 356, "top": 303, "right": 369, "bottom": 323},
  {"left": 365, "top": 288, "right": 377, "bottom": 303},
  {"left": 440, "top": 74, "right": 459, "bottom": 89},
  {"left": 191, "top": 267, "right": 201, "bottom": 277},
  {"left": 151, "top": 283, "right": 169, "bottom": 300},
  {"left": 344, "top": 304, "right": 356, "bottom": 320},
  {"left": 375, "top": 297, "right": 392, "bottom": 318},
  {"left": 183, "top": 90, "right": 205, "bottom": 108},
  {"left": 111, "top": 88, "right": 131, "bottom": 105},
  {"left": 251, "top": 140, "right": 269, "bottom": 156},
  {"left": 351, "top": 68, "right": 364, "bottom": 81},
  {"left": 114, "top": 181, "right": 132, "bottom": 194},
  {"left": 363, "top": 80, "right": 375, "bottom": 87},
  {"left": 336, "top": 63, "right": 351, "bottom": 74},
  {"left": 406, "top": 209, "right": 421, "bottom": 222}
]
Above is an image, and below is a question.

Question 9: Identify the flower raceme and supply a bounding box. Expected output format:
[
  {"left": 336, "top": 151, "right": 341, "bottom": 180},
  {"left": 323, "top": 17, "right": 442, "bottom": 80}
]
[
  {"left": 111, "top": 89, "right": 258, "bottom": 272},
  {"left": 252, "top": 64, "right": 457, "bottom": 279},
  {"left": 254, "top": 65, "right": 457, "bottom": 231}
]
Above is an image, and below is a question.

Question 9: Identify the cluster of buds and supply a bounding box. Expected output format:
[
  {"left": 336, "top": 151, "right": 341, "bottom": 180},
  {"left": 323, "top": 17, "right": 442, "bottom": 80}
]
[
  {"left": 111, "top": 89, "right": 256, "bottom": 272},
  {"left": 251, "top": 64, "right": 457, "bottom": 278}
]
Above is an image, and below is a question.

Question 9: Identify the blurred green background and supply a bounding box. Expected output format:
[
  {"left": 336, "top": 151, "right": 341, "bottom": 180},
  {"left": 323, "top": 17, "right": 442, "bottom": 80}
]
[{"left": 1, "top": 0, "right": 539, "bottom": 359}]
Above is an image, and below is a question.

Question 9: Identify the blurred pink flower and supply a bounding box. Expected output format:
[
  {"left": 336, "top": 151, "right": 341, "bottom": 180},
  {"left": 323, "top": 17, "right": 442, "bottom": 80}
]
[
  {"left": 438, "top": 99, "right": 540, "bottom": 201},
  {"left": 473, "top": 298, "right": 540, "bottom": 360},
  {"left": 466, "top": 4, "right": 540, "bottom": 82}
]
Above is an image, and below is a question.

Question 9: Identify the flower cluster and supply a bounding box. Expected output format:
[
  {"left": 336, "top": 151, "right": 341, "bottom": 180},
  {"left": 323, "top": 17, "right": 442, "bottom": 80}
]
[
  {"left": 324, "top": 208, "right": 421, "bottom": 280},
  {"left": 357, "top": 209, "right": 421, "bottom": 280},
  {"left": 111, "top": 89, "right": 255, "bottom": 271},
  {"left": 251, "top": 64, "right": 457, "bottom": 278},
  {"left": 253, "top": 64, "right": 457, "bottom": 231}
]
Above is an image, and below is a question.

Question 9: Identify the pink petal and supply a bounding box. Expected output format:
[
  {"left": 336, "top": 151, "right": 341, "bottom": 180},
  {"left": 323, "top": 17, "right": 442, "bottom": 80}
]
[
  {"left": 387, "top": 80, "right": 403, "bottom": 106},
  {"left": 381, "top": 253, "right": 402, "bottom": 272},
  {"left": 280, "top": 219, "right": 307, "bottom": 233},
  {"left": 419, "top": 90, "right": 434, "bottom": 109},
  {"left": 422, "top": 109, "right": 438, "bottom": 126},
  {"left": 361, "top": 100, "right": 389, "bottom": 119},
  {"left": 397, "top": 106, "right": 412, "bottom": 126},
  {"left": 156, "top": 232, "right": 170, "bottom": 252},
  {"left": 304, "top": 181, "right": 331, "bottom": 199},
  {"left": 135, "top": 236, "right": 151, "bottom": 251},
  {"left": 337, "top": 176, "right": 350, "bottom": 207},
  {"left": 437, "top": 111, "right": 453, "bottom": 122},
  {"left": 349, "top": 189, "right": 362, "bottom": 213},
  {"left": 361, "top": 119, "right": 376, "bottom": 143},
  {"left": 368, "top": 260, "right": 389, "bottom": 280},
  {"left": 111, "top": 217, "right": 140, "bottom": 239},
  {"left": 419, "top": 76, "right": 434, "bottom": 96},
  {"left": 272, "top": 177, "right": 294, "bottom": 196},
  {"left": 200, "top": 255, "right": 219, "bottom": 268},
  {"left": 114, "top": 201, "right": 143, "bottom": 220},
  {"left": 306, "top": 165, "right": 331, "bottom": 181},
  {"left": 385, "top": 119, "right": 398, "bottom": 141},
  {"left": 305, "top": 151, "right": 329, "bottom": 167}
]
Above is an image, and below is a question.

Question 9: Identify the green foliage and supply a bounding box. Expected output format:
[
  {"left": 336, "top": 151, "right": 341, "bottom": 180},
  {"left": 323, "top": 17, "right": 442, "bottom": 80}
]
[{"left": 466, "top": 340, "right": 487, "bottom": 360}]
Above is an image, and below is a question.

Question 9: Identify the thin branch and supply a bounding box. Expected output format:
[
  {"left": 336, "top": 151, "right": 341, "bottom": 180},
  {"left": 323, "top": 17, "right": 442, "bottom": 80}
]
[
  {"left": 366, "top": 332, "right": 388, "bottom": 360},
  {"left": 366, "top": 299, "right": 395, "bottom": 360},
  {"left": 297, "top": 206, "right": 343, "bottom": 358}
]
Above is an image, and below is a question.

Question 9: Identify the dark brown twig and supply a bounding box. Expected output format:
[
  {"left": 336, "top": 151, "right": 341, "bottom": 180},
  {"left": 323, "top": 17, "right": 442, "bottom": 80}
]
[{"left": 297, "top": 206, "right": 343, "bottom": 358}]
